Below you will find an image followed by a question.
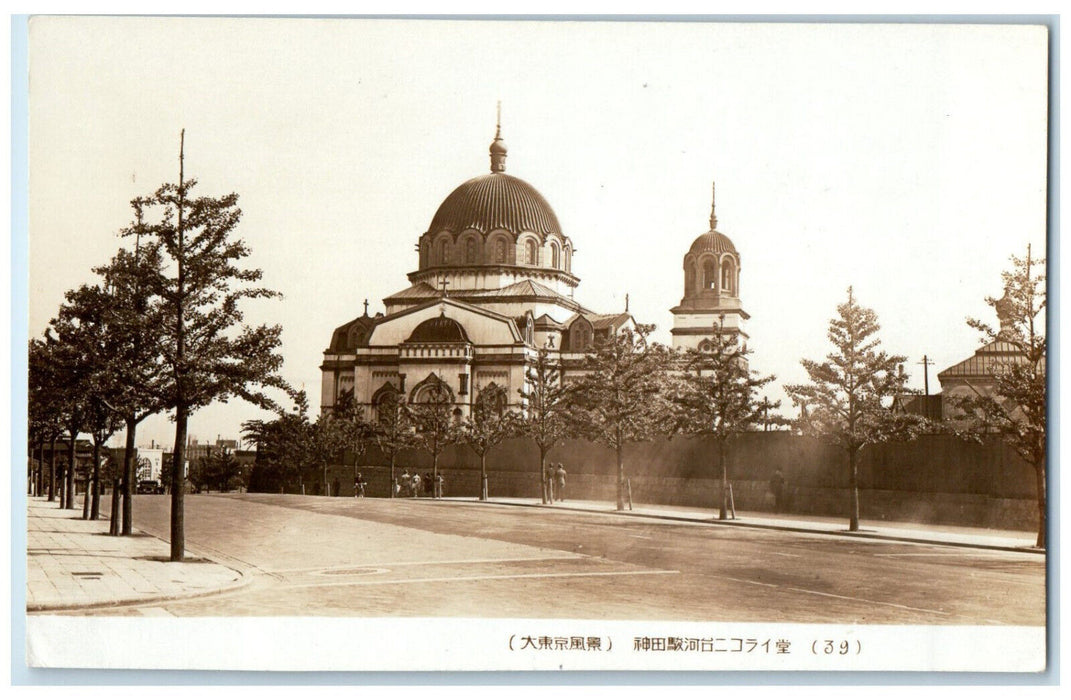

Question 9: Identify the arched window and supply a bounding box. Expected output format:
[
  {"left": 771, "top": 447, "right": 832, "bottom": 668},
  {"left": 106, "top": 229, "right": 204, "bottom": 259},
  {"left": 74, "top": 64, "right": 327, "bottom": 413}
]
[
  {"left": 525, "top": 239, "right": 536, "bottom": 265},
  {"left": 371, "top": 386, "right": 399, "bottom": 424},
  {"left": 439, "top": 239, "right": 450, "bottom": 265},
  {"left": 721, "top": 259, "right": 735, "bottom": 293},
  {"left": 685, "top": 266, "right": 695, "bottom": 296},
  {"left": 420, "top": 241, "right": 429, "bottom": 268},
  {"left": 495, "top": 238, "right": 507, "bottom": 264},
  {"left": 465, "top": 238, "right": 476, "bottom": 263},
  {"left": 703, "top": 259, "right": 717, "bottom": 289},
  {"left": 570, "top": 321, "right": 592, "bottom": 351},
  {"left": 564, "top": 246, "right": 572, "bottom": 272},
  {"left": 551, "top": 242, "right": 560, "bottom": 268}
]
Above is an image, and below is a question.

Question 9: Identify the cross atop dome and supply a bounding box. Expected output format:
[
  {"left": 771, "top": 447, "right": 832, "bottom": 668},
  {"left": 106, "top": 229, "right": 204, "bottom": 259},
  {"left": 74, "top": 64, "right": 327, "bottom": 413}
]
[
  {"left": 490, "top": 101, "right": 508, "bottom": 172},
  {"left": 709, "top": 181, "right": 718, "bottom": 230}
]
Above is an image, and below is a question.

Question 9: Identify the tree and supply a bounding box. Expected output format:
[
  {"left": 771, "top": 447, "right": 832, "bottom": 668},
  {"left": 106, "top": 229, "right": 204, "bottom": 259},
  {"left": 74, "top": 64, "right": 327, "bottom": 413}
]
[
  {"left": 96, "top": 221, "right": 172, "bottom": 536},
  {"left": 785, "top": 287, "right": 927, "bottom": 532},
  {"left": 133, "top": 131, "right": 289, "bottom": 561},
  {"left": 370, "top": 391, "right": 414, "bottom": 497},
  {"left": 672, "top": 318, "right": 778, "bottom": 519},
  {"left": 243, "top": 393, "right": 314, "bottom": 494},
  {"left": 568, "top": 325, "right": 673, "bottom": 511},
  {"left": 460, "top": 384, "right": 519, "bottom": 500},
  {"left": 952, "top": 247, "right": 1047, "bottom": 548},
  {"left": 407, "top": 379, "right": 458, "bottom": 498},
  {"left": 28, "top": 339, "right": 64, "bottom": 502},
  {"left": 518, "top": 347, "right": 574, "bottom": 504}
]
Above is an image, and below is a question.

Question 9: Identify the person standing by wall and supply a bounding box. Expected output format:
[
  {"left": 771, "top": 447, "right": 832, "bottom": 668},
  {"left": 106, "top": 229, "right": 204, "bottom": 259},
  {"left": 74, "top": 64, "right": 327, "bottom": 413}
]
[
  {"left": 555, "top": 463, "right": 567, "bottom": 502},
  {"left": 770, "top": 469, "right": 786, "bottom": 513}
]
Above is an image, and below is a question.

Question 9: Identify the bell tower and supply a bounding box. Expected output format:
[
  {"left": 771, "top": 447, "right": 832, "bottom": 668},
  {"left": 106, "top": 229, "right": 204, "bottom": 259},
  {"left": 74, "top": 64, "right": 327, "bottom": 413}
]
[{"left": 670, "top": 181, "right": 749, "bottom": 351}]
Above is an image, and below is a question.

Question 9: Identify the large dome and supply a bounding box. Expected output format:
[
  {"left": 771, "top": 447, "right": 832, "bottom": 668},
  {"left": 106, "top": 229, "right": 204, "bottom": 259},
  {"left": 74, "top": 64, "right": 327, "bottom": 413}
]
[{"left": 427, "top": 172, "right": 562, "bottom": 237}]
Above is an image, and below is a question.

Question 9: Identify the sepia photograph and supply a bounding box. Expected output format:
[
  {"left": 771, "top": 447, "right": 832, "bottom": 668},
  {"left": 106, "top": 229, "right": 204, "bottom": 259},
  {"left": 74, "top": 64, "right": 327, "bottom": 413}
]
[{"left": 19, "top": 16, "right": 1050, "bottom": 674}]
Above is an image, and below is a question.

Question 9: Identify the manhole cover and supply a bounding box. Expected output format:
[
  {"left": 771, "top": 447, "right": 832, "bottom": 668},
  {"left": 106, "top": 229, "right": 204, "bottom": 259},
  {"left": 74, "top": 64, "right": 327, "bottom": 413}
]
[
  {"left": 72, "top": 571, "right": 103, "bottom": 579},
  {"left": 313, "top": 567, "right": 388, "bottom": 577}
]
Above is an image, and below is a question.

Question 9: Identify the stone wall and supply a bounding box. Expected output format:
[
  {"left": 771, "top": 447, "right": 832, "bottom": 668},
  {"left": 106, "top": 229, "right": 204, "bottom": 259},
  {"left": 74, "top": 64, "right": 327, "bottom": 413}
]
[{"left": 308, "top": 432, "right": 1038, "bottom": 530}]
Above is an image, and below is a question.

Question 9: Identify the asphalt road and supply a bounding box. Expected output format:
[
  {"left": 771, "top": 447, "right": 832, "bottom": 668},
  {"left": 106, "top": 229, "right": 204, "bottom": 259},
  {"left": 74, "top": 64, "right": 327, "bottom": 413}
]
[{"left": 93, "top": 493, "right": 1045, "bottom": 624}]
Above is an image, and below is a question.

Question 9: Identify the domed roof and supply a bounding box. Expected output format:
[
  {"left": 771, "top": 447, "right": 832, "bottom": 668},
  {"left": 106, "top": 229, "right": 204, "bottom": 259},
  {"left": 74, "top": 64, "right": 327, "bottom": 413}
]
[
  {"left": 405, "top": 314, "right": 471, "bottom": 344},
  {"left": 689, "top": 230, "right": 738, "bottom": 256},
  {"left": 427, "top": 172, "right": 562, "bottom": 237}
]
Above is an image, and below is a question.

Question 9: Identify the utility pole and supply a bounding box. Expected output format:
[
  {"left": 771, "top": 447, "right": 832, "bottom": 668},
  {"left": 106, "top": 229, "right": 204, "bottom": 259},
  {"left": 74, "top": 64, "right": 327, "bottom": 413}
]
[{"left": 917, "top": 355, "right": 934, "bottom": 395}]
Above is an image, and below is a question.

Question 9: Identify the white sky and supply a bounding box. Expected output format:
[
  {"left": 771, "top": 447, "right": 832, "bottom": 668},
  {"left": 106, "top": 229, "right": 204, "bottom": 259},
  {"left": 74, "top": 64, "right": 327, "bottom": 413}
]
[{"left": 26, "top": 18, "right": 1049, "bottom": 450}]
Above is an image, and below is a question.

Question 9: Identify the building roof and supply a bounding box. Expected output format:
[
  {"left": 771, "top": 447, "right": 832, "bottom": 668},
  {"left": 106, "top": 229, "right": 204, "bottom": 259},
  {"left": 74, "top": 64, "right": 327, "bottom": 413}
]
[
  {"left": 937, "top": 339, "right": 1030, "bottom": 380},
  {"left": 427, "top": 172, "right": 562, "bottom": 237},
  {"left": 688, "top": 230, "right": 738, "bottom": 256}
]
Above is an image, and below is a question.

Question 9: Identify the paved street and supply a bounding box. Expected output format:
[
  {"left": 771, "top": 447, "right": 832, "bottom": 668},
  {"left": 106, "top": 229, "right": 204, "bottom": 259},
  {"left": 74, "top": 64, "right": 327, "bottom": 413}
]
[{"left": 63, "top": 493, "right": 1045, "bottom": 624}]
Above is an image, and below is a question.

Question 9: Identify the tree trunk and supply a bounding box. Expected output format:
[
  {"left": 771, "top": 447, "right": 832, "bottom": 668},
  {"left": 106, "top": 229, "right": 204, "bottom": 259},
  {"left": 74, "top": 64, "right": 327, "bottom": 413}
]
[
  {"left": 848, "top": 447, "right": 860, "bottom": 532},
  {"left": 389, "top": 451, "right": 396, "bottom": 498},
  {"left": 718, "top": 440, "right": 729, "bottom": 521},
  {"left": 122, "top": 417, "right": 137, "bottom": 535},
  {"left": 109, "top": 477, "right": 121, "bottom": 535},
  {"left": 480, "top": 452, "right": 488, "bottom": 501},
  {"left": 81, "top": 467, "right": 91, "bottom": 519},
  {"left": 48, "top": 435, "right": 57, "bottom": 502},
  {"left": 539, "top": 447, "right": 548, "bottom": 504},
  {"left": 432, "top": 453, "right": 438, "bottom": 498},
  {"left": 1035, "top": 460, "right": 1046, "bottom": 549},
  {"left": 65, "top": 433, "right": 76, "bottom": 510},
  {"left": 616, "top": 431, "right": 625, "bottom": 511},
  {"left": 171, "top": 408, "right": 188, "bottom": 562},
  {"left": 90, "top": 439, "right": 101, "bottom": 520}
]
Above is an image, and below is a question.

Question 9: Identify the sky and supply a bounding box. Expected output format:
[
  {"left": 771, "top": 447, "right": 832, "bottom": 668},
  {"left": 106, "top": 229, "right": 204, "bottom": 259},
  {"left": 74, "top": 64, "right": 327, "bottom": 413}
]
[{"left": 26, "top": 18, "right": 1049, "bottom": 450}]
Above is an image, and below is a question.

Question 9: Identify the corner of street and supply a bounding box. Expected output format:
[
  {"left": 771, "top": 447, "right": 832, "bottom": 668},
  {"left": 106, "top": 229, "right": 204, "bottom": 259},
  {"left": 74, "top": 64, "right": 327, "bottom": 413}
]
[{"left": 26, "top": 496, "right": 247, "bottom": 612}]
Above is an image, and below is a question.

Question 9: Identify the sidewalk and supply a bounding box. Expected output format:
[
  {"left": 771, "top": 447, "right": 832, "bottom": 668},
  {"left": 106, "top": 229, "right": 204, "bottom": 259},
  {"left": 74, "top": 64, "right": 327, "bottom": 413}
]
[
  {"left": 25, "top": 496, "right": 246, "bottom": 612},
  {"left": 470, "top": 497, "right": 1043, "bottom": 553}
]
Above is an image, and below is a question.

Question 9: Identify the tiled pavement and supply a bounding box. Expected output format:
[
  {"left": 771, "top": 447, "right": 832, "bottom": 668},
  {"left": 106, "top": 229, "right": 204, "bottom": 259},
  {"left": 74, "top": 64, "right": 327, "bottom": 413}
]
[{"left": 25, "top": 496, "right": 245, "bottom": 612}]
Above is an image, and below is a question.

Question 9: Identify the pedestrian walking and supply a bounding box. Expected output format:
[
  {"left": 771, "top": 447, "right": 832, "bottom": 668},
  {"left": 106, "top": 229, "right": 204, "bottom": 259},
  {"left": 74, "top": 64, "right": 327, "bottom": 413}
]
[
  {"left": 555, "top": 463, "right": 567, "bottom": 502},
  {"left": 435, "top": 472, "right": 444, "bottom": 499},
  {"left": 401, "top": 470, "right": 411, "bottom": 497},
  {"left": 546, "top": 469, "right": 555, "bottom": 503},
  {"left": 411, "top": 472, "right": 421, "bottom": 498},
  {"left": 770, "top": 469, "right": 786, "bottom": 513},
  {"left": 423, "top": 472, "right": 433, "bottom": 497},
  {"left": 354, "top": 472, "right": 366, "bottom": 498},
  {"left": 393, "top": 477, "right": 401, "bottom": 498}
]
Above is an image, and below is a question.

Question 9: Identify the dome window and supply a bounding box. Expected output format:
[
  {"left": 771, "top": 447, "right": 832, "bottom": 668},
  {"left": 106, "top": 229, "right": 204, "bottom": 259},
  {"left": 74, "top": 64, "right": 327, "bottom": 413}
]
[
  {"left": 551, "top": 242, "right": 560, "bottom": 269},
  {"left": 465, "top": 238, "right": 477, "bottom": 264},
  {"left": 721, "top": 259, "right": 735, "bottom": 293},
  {"left": 525, "top": 239, "right": 536, "bottom": 265},
  {"left": 439, "top": 239, "right": 450, "bottom": 265},
  {"left": 703, "top": 259, "right": 717, "bottom": 289},
  {"left": 495, "top": 239, "right": 507, "bottom": 264}
]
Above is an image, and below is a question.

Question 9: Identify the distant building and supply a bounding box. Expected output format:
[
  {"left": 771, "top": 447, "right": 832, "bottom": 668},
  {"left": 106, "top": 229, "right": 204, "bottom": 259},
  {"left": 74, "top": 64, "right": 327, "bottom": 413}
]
[{"left": 670, "top": 183, "right": 749, "bottom": 355}]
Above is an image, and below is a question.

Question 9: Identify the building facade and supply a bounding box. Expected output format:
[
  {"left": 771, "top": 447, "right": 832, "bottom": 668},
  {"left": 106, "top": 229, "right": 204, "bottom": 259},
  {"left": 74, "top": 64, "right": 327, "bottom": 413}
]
[{"left": 320, "top": 123, "right": 634, "bottom": 419}]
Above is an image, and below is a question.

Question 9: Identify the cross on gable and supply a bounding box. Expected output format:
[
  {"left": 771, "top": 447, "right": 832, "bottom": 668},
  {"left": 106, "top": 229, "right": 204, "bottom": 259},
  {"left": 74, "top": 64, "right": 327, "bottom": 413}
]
[{"left": 438, "top": 276, "right": 450, "bottom": 297}]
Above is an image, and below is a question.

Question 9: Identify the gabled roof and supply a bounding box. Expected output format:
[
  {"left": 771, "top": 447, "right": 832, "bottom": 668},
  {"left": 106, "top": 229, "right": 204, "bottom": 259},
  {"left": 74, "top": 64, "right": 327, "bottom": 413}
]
[{"left": 937, "top": 339, "right": 1030, "bottom": 380}]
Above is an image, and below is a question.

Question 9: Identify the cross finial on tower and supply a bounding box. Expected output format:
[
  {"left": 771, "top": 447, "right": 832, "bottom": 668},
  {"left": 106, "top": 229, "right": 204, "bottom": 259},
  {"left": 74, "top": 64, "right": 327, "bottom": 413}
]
[
  {"left": 709, "top": 180, "right": 718, "bottom": 230},
  {"left": 490, "top": 102, "right": 508, "bottom": 172},
  {"left": 625, "top": 293, "right": 630, "bottom": 313},
  {"left": 363, "top": 299, "right": 369, "bottom": 316}
]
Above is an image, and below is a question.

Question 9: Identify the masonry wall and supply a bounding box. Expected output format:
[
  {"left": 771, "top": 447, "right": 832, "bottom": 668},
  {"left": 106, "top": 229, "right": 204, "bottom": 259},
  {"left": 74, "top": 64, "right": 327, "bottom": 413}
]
[{"left": 310, "top": 432, "right": 1038, "bottom": 530}]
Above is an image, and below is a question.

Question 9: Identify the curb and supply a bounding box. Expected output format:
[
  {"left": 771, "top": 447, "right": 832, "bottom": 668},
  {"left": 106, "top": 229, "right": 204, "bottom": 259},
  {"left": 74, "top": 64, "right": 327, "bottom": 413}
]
[{"left": 475, "top": 499, "right": 1043, "bottom": 555}]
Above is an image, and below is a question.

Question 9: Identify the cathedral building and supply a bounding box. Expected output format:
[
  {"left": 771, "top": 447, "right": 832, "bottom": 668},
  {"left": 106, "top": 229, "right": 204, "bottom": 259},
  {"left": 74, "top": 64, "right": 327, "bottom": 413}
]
[
  {"left": 670, "top": 183, "right": 749, "bottom": 352},
  {"left": 320, "top": 122, "right": 634, "bottom": 419}
]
